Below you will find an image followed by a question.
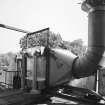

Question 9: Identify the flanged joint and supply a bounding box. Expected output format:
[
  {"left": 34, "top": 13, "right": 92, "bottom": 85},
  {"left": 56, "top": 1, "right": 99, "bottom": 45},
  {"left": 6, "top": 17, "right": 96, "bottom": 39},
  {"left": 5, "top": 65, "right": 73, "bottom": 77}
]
[{"left": 81, "top": 0, "right": 105, "bottom": 12}]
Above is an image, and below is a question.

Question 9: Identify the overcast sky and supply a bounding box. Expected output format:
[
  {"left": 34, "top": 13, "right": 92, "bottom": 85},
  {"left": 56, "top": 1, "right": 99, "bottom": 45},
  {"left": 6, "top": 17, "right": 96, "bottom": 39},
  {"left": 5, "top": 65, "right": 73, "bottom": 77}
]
[{"left": 0, "top": 0, "right": 88, "bottom": 53}]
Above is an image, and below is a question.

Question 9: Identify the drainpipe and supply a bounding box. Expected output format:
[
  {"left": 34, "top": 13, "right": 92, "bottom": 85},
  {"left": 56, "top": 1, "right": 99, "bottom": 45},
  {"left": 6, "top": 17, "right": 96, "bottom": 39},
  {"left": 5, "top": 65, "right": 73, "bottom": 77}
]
[
  {"left": 96, "top": 69, "right": 99, "bottom": 93},
  {"left": 31, "top": 53, "right": 40, "bottom": 94},
  {"left": 72, "top": 0, "right": 105, "bottom": 78},
  {"left": 21, "top": 53, "right": 27, "bottom": 90}
]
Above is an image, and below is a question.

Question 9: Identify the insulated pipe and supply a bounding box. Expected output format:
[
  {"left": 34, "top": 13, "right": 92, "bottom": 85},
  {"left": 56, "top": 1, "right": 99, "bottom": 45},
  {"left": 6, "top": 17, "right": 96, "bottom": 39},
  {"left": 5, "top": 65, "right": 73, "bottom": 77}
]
[{"left": 72, "top": 1, "right": 105, "bottom": 78}]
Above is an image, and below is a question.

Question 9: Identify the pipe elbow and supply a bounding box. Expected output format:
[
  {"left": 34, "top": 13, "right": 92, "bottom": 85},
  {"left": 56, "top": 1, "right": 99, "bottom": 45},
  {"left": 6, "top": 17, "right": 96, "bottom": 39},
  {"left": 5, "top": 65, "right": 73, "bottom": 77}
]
[
  {"left": 72, "top": 8, "right": 105, "bottom": 79},
  {"left": 72, "top": 48, "right": 105, "bottom": 78}
]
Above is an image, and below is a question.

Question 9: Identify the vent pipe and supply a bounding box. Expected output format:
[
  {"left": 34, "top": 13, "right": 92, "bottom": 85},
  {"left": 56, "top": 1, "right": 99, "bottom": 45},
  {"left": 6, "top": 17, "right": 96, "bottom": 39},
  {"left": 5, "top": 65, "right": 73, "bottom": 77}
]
[{"left": 72, "top": 0, "right": 105, "bottom": 78}]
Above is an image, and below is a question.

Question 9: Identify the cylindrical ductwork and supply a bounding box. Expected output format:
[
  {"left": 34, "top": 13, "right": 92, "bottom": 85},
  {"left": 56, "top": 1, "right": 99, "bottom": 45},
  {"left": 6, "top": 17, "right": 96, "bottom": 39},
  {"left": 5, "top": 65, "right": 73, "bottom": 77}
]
[{"left": 72, "top": 1, "right": 105, "bottom": 78}]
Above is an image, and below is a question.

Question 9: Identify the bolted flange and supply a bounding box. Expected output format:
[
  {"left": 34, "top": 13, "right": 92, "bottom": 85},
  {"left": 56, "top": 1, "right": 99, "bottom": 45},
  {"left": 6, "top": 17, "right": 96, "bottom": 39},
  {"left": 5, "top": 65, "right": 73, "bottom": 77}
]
[{"left": 81, "top": 0, "right": 105, "bottom": 12}]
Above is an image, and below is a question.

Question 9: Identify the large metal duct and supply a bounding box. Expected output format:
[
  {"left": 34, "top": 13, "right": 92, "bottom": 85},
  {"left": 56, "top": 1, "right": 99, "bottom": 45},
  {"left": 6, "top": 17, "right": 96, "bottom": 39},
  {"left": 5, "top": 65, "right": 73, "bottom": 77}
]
[{"left": 72, "top": 0, "right": 105, "bottom": 78}]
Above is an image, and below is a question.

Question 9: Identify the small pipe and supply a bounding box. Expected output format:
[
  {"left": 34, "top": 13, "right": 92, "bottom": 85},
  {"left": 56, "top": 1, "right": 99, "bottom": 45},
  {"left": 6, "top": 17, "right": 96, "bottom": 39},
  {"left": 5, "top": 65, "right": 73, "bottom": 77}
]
[
  {"left": 0, "top": 24, "right": 30, "bottom": 33},
  {"left": 27, "top": 28, "right": 49, "bottom": 35}
]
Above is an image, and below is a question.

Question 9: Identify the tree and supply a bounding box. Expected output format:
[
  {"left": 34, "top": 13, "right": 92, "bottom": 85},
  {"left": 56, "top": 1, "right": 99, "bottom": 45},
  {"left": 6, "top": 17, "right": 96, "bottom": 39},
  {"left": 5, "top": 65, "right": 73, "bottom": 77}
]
[
  {"left": 70, "top": 39, "right": 87, "bottom": 56},
  {"left": 20, "top": 31, "right": 69, "bottom": 50},
  {"left": 20, "top": 30, "right": 87, "bottom": 56},
  {"left": 59, "top": 41, "right": 71, "bottom": 50},
  {"left": 0, "top": 52, "right": 16, "bottom": 66}
]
